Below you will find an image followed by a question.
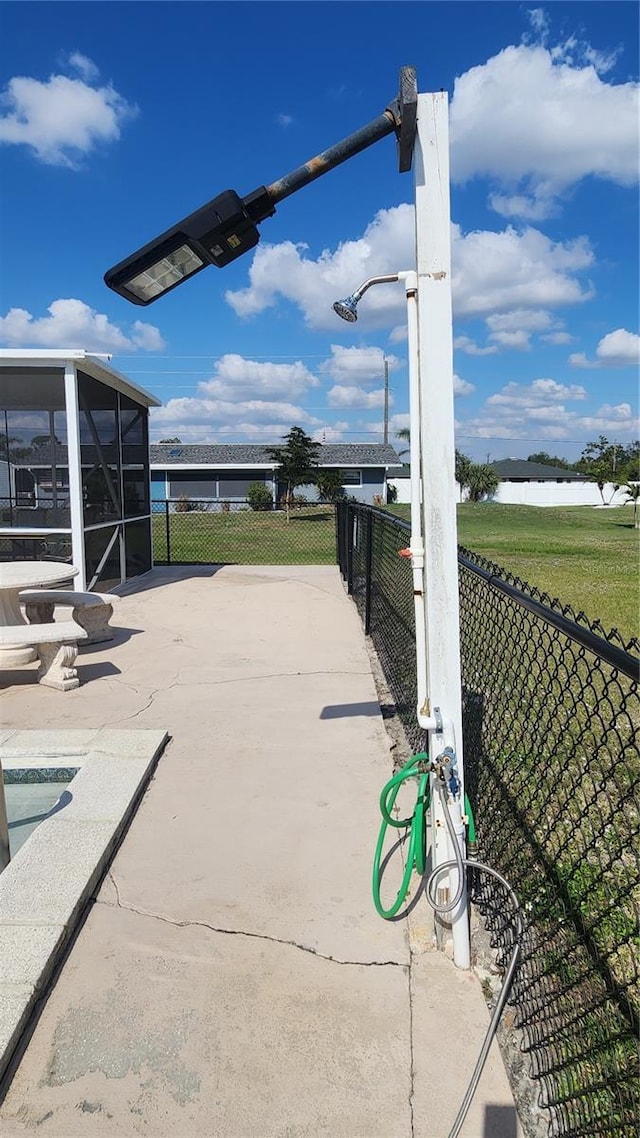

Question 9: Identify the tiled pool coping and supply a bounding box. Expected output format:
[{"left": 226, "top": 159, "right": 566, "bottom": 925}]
[{"left": 0, "top": 728, "right": 169, "bottom": 1084}]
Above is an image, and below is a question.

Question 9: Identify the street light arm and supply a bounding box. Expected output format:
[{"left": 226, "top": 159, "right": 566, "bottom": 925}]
[
  {"left": 257, "top": 112, "right": 398, "bottom": 214},
  {"left": 245, "top": 68, "right": 416, "bottom": 220}
]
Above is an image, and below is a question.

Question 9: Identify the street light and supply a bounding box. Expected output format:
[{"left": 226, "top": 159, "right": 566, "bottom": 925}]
[
  {"left": 103, "top": 71, "right": 469, "bottom": 972},
  {"left": 105, "top": 70, "right": 417, "bottom": 306}
]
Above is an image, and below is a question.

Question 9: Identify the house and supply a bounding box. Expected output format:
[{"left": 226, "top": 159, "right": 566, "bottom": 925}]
[
  {"left": 488, "top": 459, "right": 626, "bottom": 506},
  {"left": 387, "top": 457, "right": 628, "bottom": 507},
  {"left": 149, "top": 443, "right": 401, "bottom": 507}
]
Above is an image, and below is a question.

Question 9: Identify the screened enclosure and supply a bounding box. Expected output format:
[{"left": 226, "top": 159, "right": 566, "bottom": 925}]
[{"left": 0, "top": 350, "right": 160, "bottom": 590}]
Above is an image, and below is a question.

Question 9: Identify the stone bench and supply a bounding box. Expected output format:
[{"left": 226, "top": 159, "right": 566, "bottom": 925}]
[
  {"left": 19, "top": 590, "right": 118, "bottom": 644},
  {"left": 0, "top": 621, "right": 88, "bottom": 690}
]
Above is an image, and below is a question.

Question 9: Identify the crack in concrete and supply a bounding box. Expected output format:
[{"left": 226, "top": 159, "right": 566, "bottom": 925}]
[
  {"left": 101, "top": 669, "right": 373, "bottom": 724},
  {"left": 407, "top": 949, "right": 416, "bottom": 1138},
  {"left": 98, "top": 888, "right": 407, "bottom": 971}
]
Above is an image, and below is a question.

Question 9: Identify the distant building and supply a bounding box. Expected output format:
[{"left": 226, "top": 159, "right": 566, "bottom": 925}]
[
  {"left": 387, "top": 457, "right": 629, "bottom": 507},
  {"left": 488, "top": 459, "right": 626, "bottom": 507},
  {"left": 150, "top": 443, "right": 401, "bottom": 507}
]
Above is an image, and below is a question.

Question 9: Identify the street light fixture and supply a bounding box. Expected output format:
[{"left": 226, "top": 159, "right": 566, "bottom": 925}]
[{"left": 105, "top": 70, "right": 417, "bottom": 306}]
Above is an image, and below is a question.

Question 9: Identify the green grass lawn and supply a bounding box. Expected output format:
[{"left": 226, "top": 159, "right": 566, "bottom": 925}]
[
  {"left": 395, "top": 502, "right": 639, "bottom": 643},
  {"left": 153, "top": 505, "right": 337, "bottom": 567}
]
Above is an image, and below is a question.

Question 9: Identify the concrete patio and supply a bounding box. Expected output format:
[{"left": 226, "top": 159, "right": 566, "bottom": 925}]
[{"left": 0, "top": 565, "right": 522, "bottom": 1137}]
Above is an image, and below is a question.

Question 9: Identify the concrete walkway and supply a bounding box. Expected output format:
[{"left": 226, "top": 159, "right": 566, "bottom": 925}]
[{"left": 0, "top": 566, "right": 521, "bottom": 1137}]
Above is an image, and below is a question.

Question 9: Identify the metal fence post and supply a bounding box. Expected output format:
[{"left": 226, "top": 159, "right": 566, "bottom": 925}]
[
  {"left": 165, "top": 501, "right": 171, "bottom": 565},
  {"left": 346, "top": 504, "right": 354, "bottom": 595},
  {"left": 364, "top": 510, "right": 373, "bottom": 635},
  {"left": 0, "top": 754, "right": 10, "bottom": 871}
]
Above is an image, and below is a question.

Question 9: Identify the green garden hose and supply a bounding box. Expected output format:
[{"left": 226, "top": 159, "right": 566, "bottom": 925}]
[
  {"left": 372, "top": 754, "right": 522, "bottom": 1138},
  {"left": 372, "top": 751, "right": 476, "bottom": 920}
]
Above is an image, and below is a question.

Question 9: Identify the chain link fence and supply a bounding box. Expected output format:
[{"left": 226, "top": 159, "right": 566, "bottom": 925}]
[
  {"left": 152, "top": 499, "right": 338, "bottom": 565},
  {"left": 337, "top": 500, "right": 639, "bottom": 1138}
]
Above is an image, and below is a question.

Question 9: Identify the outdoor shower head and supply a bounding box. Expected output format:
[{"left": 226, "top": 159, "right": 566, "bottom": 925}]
[
  {"left": 332, "top": 274, "right": 401, "bottom": 324},
  {"left": 332, "top": 295, "right": 359, "bottom": 322}
]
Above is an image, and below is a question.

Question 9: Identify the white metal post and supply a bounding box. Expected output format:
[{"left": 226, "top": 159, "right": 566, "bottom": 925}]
[
  {"left": 64, "top": 363, "right": 86, "bottom": 590},
  {"left": 413, "top": 92, "right": 469, "bottom": 968}
]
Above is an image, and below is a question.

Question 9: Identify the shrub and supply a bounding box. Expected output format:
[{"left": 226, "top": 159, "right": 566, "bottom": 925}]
[{"left": 247, "top": 482, "right": 273, "bottom": 511}]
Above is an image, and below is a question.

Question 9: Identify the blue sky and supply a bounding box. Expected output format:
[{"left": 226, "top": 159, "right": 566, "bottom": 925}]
[{"left": 1, "top": 1, "right": 638, "bottom": 461}]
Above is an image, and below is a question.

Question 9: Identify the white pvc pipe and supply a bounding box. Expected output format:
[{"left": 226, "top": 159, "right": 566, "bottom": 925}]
[{"left": 401, "top": 273, "right": 433, "bottom": 732}]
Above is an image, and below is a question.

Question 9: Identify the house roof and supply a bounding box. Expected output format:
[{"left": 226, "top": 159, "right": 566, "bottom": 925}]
[
  {"left": 149, "top": 443, "right": 400, "bottom": 467},
  {"left": 491, "top": 459, "right": 589, "bottom": 481}
]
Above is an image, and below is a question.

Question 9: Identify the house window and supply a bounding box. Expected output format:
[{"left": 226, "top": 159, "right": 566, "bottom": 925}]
[{"left": 339, "top": 469, "right": 362, "bottom": 487}]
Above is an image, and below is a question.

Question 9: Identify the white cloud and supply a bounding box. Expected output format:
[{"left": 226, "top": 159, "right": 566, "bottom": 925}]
[
  {"left": 150, "top": 395, "right": 321, "bottom": 443},
  {"left": 0, "top": 298, "right": 165, "bottom": 352},
  {"left": 226, "top": 204, "right": 594, "bottom": 330},
  {"left": 487, "top": 330, "right": 532, "bottom": 351},
  {"left": 453, "top": 375, "right": 475, "bottom": 397},
  {"left": 389, "top": 324, "right": 408, "bottom": 344},
  {"left": 312, "top": 423, "right": 349, "bottom": 443},
  {"left": 540, "top": 331, "right": 573, "bottom": 345},
  {"left": 199, "top": 354, "right": 319, "bottom": 400},
  {"left": 452, "top": 224, "right": 593, "bottom": 317},
  {"left": 327, "top": 385, "right": 386, "bottom": 410},
  {"left": 489, "top": 189, "right": 558, "bottom": 222},
  {"left": 454, "top": 335, "right": 498, "bottom": 357},
  {"left": 450, "top": 39, "right": 639, "bottom": 218},
  {"left": 457, "top": 396, "right": 638, "bottom": 445},
  {"left": 569, "top": 328, "right": 640, "bottom": 368},
  {"left": 276, "top": 113, "right": 294, "bottom": 127},
  {"left": 66, "top": 53, "right": 100, "bottom": 83},
  {"left": 456, "top": 369, "right": 637, "bottom": 448},
  {"left": 226, "top": 204, "right": 414, "bottom": 330},
  {"left": 0, "top": 59, "right": 137, "bottom": 166},
  {"left": 319, "top": 344, "right": 400, "bottom": 383},
  {"left": 390, "top": 413, "right": 410, "bottom": 438},
  {"left": 487, "top": 378, "right": 587, "bottom": 408},
  {"left": 526, "top": 9, "right": 550, "bottom": 42},
  {"left": 486, "top": 309, "right": 554, "bottom": 333}
]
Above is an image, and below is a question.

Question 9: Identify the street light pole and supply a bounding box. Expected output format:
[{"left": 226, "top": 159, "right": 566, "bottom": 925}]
[
  {"left": 332, "top": 93, "right": 469, "bottom": 969},
  {"left": 383, "top": 357, "right": 389, "bottom": 445}
]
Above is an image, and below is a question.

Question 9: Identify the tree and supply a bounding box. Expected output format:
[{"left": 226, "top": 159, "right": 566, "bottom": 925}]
[
  {"left": 617, "top": 441, "right": 640, "bottom": 486},
  {"left": 247, "top": 482, "right": 273, "bottom": 511},
  {"left": 623, "top": 482, "right": 640, "bottom": 529},
  {"left": 466, "top": 463, "right": 499, "bottom": 502},
  {"left": 575, "top": 436, "right": 628, "bottom": 503},
  {"left": 455, "top": 450, "right": 473, "bottom": 491},
  {"left": 527, "top": 451, "right": 572, "bottom": 469},
  {"left": 396, "top": 427, "right": 410, "bottom": 457},
  {"left": 30, "top": 434, "right": 62, "bottom": 450},
  {"left": 266, "top": 426, "right": 321, "bottom": 522},
  {"left": 315, "top": 470, "right": 345, "bottom": 503},
  {"left": 158, "top": 437, "right": 183, "bottom": 444}
]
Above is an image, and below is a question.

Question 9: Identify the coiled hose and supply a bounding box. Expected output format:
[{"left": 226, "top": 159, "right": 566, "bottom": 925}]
[{"left": 373, "top": 753, "right": 523, "bottom": 1138}]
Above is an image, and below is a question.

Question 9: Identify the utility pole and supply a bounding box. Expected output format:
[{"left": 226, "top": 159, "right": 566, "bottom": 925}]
[{"left": 383, "top": 356, "right": 389, "bottom": 444}]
